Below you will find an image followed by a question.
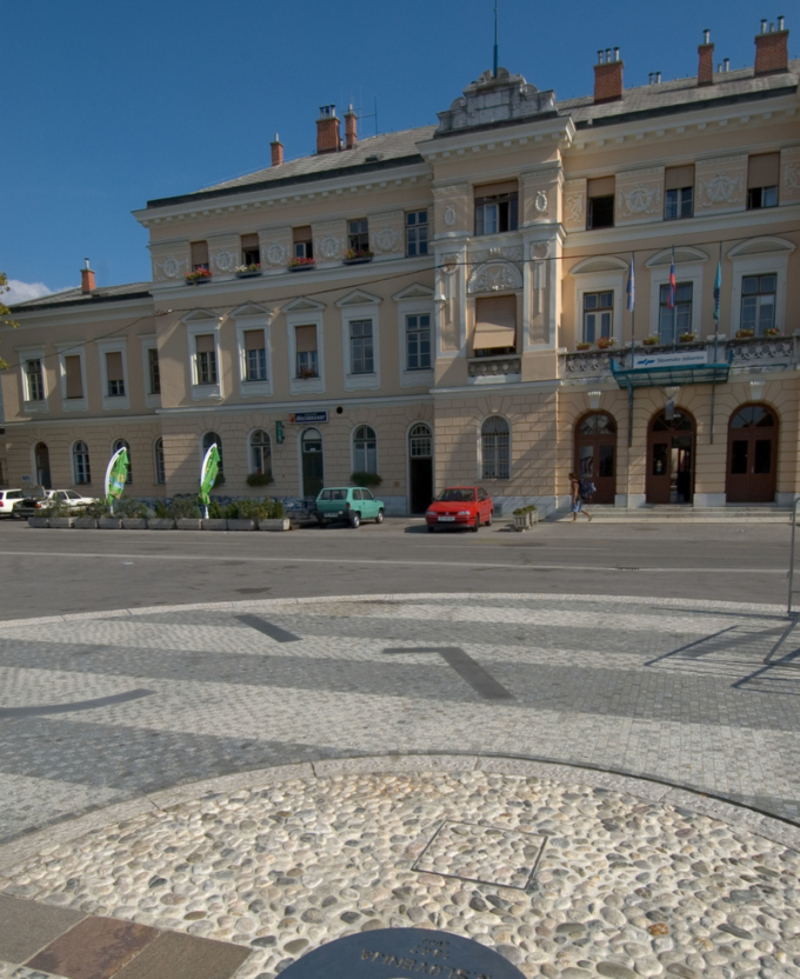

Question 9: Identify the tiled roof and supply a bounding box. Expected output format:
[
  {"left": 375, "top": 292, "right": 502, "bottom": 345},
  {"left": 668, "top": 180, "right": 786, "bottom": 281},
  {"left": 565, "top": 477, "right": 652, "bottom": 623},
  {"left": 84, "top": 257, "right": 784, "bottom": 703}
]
[{"left": 9, "top": 282, "right": 151, "bottom": 313}]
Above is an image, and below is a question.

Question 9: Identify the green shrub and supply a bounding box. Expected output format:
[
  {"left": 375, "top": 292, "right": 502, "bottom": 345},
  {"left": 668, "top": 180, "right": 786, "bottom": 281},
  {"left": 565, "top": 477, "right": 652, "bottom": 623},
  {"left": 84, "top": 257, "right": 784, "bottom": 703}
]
[
  {"left": 165, "top": 495, "right": 202, "bottom": 519},
  {"left": 86, "top": 499, "right": 112, "bottom": 518},
  {"left": 112, "top": 497, "right": 153, "bottom": 518},
  {"left": 41, "top": 498, "right": 70, "bottom": 517},
  {"left": 207, "top": 499, "right": 227, "bottom": 519},
  {"left": 154, "top": 499, "right": 169, "bottom": 518},
  {"left": 512, "top": 504, "right": 537, "bottom": 515},
  {"left": 351, "top": 471, "right": 382, "bottom": 488},
  {"left": 246, "top": 472, "right": 274, "bottom": 487}
]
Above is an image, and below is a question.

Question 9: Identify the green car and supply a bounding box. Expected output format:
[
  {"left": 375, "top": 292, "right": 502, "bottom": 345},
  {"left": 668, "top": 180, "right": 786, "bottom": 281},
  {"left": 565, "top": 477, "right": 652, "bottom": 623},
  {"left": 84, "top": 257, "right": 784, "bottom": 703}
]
[{"left": 313, "top": 487, "right": 385, "bottom": 528}]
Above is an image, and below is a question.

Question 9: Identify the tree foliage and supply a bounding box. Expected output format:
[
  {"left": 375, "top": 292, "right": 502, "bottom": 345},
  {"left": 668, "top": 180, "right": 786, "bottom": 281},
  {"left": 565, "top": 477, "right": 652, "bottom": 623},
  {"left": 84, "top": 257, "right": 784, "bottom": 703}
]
[{"left": 0, "top": 272, "right": 18, "bottom": 370}]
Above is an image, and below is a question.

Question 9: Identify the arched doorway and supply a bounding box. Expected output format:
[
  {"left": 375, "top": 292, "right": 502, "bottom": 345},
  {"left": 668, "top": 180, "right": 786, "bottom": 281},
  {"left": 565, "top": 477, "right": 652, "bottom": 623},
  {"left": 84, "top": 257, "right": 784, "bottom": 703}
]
[
  {"left": 647, "top": 409, "right": 695, "bottom": 504},
  {"left": 301, "top": 428, "right": 324, "bottom": 498},
  {"left": 408, "top": 423, "right": 433, "bottom": 513},
  {"left": 726, "top": 404, "right": 778, "bottom": 503},
  {"left": 34, "top": 442, "right": 51, "bottom": 489},
  {"left": 574, "top": 412, "right": 616, "bottom": 504}
]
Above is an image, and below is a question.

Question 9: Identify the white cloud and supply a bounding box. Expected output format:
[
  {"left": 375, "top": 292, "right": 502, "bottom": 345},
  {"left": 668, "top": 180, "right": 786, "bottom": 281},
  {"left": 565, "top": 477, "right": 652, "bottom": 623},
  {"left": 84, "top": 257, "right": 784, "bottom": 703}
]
[{"left": 3, "top": 279, "right": 59, "bottom": 305}]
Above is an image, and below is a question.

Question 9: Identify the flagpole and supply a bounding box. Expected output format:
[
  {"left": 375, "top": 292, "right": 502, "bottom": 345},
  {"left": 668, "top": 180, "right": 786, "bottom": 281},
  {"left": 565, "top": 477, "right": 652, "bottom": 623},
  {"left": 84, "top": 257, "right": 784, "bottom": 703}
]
[{"left": 710, "top": 242, "right": 723, "bottom": 446}]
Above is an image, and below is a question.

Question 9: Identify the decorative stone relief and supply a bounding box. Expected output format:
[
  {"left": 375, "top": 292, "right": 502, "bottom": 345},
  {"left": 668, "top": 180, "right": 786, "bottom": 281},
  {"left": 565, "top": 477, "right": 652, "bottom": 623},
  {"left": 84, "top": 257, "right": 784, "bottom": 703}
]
[
  {"left": 531, "top": 242, "right": 549, "bottom": 260},
  {"left": 371, "top": 226, "right": 399, "bottom": 253},
  {"left": 212, "top": 249, "right": 235, "bottom": 273},
  {"left": 470, "top": 245, "right": 523, "bottom": 264},
  {"left": 314, "top": 234, "right": 344, "bottom": 261},
  {"left": 534, "top": 191, "right": 548, "bottom": 214},
  {"left": 619, "top": 184, "right": 661, "bottom": 216},
  {"left": 444, "top": 206, "right": 456, "bottom": 227},
  {"left": 153, "top": 257, "right": 186, "bottom": 281},
  {"left": 699, "top": 172, "right": 744, "bottom": 206},
  {"left": 263, "top": 241, "right": 288, "bottom": 267},
  {"left": 785, "top": 163, "right": 800, "bottom": 192},
  {"left": 468, "top": 261, "right": 523, "bottom": 294},
  {"left": 564, "top": 195, "right": 583, "bottom": 224}
]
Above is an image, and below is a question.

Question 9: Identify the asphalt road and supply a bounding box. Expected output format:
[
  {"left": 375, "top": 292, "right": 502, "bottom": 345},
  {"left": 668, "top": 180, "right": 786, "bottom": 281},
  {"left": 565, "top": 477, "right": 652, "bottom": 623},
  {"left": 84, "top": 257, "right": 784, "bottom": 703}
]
[{"left": 0, "top": 517, "right": 792, "bottom": 620}]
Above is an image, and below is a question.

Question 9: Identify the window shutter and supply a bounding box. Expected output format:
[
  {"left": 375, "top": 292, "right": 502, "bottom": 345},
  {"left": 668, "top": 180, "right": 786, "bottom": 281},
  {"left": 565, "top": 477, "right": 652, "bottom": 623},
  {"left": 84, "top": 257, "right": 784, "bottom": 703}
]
[
  {"left": 474, "top": 296, "right": 517, "bottom": 349},
  {"left": 195, "top": 334, "right": 215, "bottom": 354},
  {"left": 587, "top": 176, "right": 615, "bottom": 197},
  {"left": 748, "top": 153, "right": 780, "bottom": 188},
  {"left": 65, "top": 356, "right": 83, "bottom": 398},
  {"left": 244, "top": 329, "right": 263, "bottom": 351},
  {"left": 190, "top": 241, "right": 209, "bottom": 265},
  {"left": 292, "top": 226, "right": 312, "bottom": 243},
  {"left": 664, "top": 165, "right": 695, "bottom": 190},
  {"left": 295, "top": 325, "right": 317, "bottom": 353},
  {"left": 105, "top": 351, "right": 123, "bottom": 381},
  {"left": 474, "top": 180, "right": 518, "bottom": 197},
  {"left": 240, "top": 233, "right": 259, "bottom": 249}
]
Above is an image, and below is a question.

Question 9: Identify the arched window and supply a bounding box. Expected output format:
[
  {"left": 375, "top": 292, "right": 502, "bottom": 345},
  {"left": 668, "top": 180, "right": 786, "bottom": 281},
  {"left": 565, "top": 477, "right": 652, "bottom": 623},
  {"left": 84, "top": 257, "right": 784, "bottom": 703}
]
[
  {"left": 730, "top": 404, "right": 776, "bottom": 429},
  {"left": 409, "top": 423, "right": 432, "bottom": 458},
  {"left": 201, "top": 431, "right": 223, "bottom": 475},
  {"left": 112, "top": 438, "right": 133, "bottom": 483},
  {"left": 154, "top": 438, "right": 166, "bottom": 485},
  {"left": 73, "top": 441, "right": 91, "bottom": 485},
  {"left": 481, "top": 416, "right": 510, "bottom": 479},
  {"left": 353, "top": 425, "right": 377, "bottom": 473},
  {"left": 578, "top": 412, "right": 617, "bottom": 435},
  {"left": 249, "top": 429, "right": 272, "bottom": 475}
]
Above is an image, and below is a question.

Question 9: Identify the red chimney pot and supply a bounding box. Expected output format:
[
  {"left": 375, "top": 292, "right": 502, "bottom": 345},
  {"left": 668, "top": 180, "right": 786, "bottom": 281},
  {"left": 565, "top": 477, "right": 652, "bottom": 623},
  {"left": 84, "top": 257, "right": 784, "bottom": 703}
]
[{"left": 81, "top": 260, "right": 95, "bottom": 294}]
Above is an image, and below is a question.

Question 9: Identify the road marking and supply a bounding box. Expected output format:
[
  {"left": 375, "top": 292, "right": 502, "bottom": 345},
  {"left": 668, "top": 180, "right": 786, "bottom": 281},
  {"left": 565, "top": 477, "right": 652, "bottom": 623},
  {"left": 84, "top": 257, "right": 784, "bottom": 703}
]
[
  {"left": 384, "top": 646, "right": 514, "bottom": 701},
  {"left": 237, "top": 614, "right": 301, "bottom": 643},
  {"left": 0, "top": 551, "right": 786, "bottom": 575},
  {"left": 0, "top": 688, "right": 154, "bottom": 719}
]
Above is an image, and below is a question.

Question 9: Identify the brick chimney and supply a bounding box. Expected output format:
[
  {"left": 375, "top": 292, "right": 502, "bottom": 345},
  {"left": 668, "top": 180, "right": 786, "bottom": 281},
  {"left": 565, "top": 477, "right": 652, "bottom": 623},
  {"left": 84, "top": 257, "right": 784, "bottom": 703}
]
[
  {"left": 594, "top": 47, "right": 623, "bottom": 104},
  {"left": 270, "top": 133, "right": 284, "bottom": 167},
  {"left": 344, "top": 105, "right": 357, "bottom": 150},
  {"left": 755, "top": 16, "right": 788, "bottom": 75},
  {"left": 698, "top": 29, "right": 714, "bottom": 85},
  {"left": 316, "top": 105, "right": 340, "bottom": 154},
  {"left": 80, "top": 258, "right": 95, "bottom": 294}
]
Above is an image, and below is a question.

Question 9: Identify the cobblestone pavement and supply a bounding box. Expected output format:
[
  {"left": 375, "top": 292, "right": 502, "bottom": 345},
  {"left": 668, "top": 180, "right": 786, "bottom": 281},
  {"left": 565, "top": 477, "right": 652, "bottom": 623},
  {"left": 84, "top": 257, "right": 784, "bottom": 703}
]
[{"left": 2, "top": 593, "right": 800, "bottom": 978}]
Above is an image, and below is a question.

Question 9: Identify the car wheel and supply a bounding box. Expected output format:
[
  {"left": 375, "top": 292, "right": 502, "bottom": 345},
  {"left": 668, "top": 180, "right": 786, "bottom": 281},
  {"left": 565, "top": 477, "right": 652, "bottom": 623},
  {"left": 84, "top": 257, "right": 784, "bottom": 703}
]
[
  {"left": 316, "top": 518, "right": 326, "bottom": 528},
  {"left": 472, "top": 515, "right": 480, "bottom": 533},
  {"left": 350, "top": 511, "right": 361, "bottom": 528},
  {"left": 375, "top": 509, "right": 384, "bottom": 524},
  {"left": 11, "top": 510, "right": 22, "bottom": 520},
  {"left": 486, "top": 510, "right": 493, "bottom": 526}
]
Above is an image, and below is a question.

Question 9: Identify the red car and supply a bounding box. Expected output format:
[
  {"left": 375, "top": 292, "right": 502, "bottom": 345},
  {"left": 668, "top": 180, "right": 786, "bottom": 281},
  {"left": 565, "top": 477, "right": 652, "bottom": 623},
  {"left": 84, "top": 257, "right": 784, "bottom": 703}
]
[{"left": 425, "top": 486, "right": 493, "bottom": 533}]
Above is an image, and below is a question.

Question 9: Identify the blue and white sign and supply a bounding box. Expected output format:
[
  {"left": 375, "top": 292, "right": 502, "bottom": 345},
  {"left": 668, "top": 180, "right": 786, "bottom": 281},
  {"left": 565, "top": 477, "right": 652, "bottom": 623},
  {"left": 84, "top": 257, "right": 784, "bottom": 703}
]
[
  {"left": 633, "top": 349, "right": 708, "bottom": 369},
  {"left": 289, "top": 411, "right": 328, "bottom": 423}
]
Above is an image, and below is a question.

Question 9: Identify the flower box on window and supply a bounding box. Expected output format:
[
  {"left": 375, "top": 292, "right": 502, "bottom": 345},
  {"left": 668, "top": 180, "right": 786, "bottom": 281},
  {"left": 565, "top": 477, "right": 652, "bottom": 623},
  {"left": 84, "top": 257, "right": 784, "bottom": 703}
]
[
  {"left": 343, "top": 249, "right": 373, "bottom": 265},
  {"left": 296, "top": 368, "right": 319, "bottom": 379},
  {"left": 764, "top": 328, "right": 782, "bottom": 337},
  {"left": 642, "top": 336, "right": 660, "bottom": 346},
  {"left": 235, "top": 264, "right": 262, "bottom": 279},
  {"left": 288, "top": 257, "right": 316, "bottom": 271},
  {"left": 596, "top": 337, "right": 615, "bottom": 350},
  {"left": 575, "top": 342, "right": 591, "bottom": 351},
  {"left": 185, "top": 269, "right": 212, "bottom": 285},
  {"left": 735, "top": 329, "right": 755, "bottom": 339},
  {"left": 679, "top": 332, "right": 697, "bottom": 343}
]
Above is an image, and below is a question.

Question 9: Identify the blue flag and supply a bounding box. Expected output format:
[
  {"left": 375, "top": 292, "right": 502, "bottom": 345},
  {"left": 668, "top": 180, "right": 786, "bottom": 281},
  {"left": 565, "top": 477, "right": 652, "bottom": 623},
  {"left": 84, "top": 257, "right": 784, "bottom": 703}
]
[
  {"left": 626, "top": 254, "right": 635, "bottom": 312},
  {"left": 713, "top": 245, "right": 722, "bottom": 325},
  {"left": 667, "top": 247, "right": 676, "bottom": 309}
]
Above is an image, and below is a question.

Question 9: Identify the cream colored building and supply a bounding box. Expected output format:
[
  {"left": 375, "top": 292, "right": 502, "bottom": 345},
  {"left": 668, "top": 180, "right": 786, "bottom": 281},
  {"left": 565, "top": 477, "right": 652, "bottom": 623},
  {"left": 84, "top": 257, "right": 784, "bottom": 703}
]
[{"left": 2, "top": 21, "right": 799, "bottom": 515}]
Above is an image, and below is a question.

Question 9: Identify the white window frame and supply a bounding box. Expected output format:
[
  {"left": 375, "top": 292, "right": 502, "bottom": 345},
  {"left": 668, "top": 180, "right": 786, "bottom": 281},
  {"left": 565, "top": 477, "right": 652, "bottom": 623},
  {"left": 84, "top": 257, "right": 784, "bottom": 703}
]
[
  {"left": 235, "top": 310, "right": 272, "bottom": 399},
  {"left": 72, "top": 439, "right": 92, "bottom": 486},
  {"left": 140, "top": 335, "right": 161, "bottom": 409},
  {"left": 479, "top": 414, "right": 512, "bottom": 481},
  {"left": 153, "top": 437, "right": 166, "bottom": 485},
  {"left": 728, "top": 241, "right": 792, "bottom": 336},
  {"left": 284, "top": 299, "right": 326, "bottom": 396},
  {"left": 56, "top": 342, "right": 88, "bottom": 413},
  {"left": 248, "top": 428, "right": 272, "bottom": 476},
  {"left": 395, "top": 289, "right": 435, "bottom": 389},
  {"left": 569, "top": 267, "right": 626, "bottom": 346},
  {"left": 97, "top": 338, "right": 130, "bottom": 411},
  {"left": 351, "top": 424, "right": 378, "bottom": 475},
  {"left": 337, "top": 291, "right": 381, "bottom": 392},
  {"left": 18, "top": 346, "right": 48, "bottom": 412},
  {"left": 648, "top": 262, "right": 704, "bottom": 340},
  {"left": 184, "top": 314, "right": 223, "bottom": 401}
]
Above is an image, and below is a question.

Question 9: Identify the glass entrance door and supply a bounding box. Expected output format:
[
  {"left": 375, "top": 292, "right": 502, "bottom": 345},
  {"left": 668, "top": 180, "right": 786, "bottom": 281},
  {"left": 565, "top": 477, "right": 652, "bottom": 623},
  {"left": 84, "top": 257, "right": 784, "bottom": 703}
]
[
  {"left": 575, "top": 413, "right": 616, "bottom": 504},
  {"left": 646, "top": 411, "right": 695, "bottom": 504}
]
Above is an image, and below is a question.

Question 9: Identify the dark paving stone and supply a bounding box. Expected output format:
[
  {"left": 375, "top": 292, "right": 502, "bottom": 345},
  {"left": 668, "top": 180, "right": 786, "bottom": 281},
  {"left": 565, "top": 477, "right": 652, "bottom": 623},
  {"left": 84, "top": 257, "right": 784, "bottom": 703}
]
[
  {"left": 113, "top": 930, "right": 250, "bottom": 979},
  {"left": 0, "top": 689, "right": 153, "bottom": 719},
  {"left": 26, "top": 915, "right": 159, "bottom": 979},
  {"left": 0, "top": 894, "right": 85, "bottom": 963}
]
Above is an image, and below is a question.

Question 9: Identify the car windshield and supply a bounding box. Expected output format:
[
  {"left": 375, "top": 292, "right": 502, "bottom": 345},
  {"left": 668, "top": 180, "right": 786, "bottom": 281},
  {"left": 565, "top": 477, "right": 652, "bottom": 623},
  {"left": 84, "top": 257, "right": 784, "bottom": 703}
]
[
  {"left": 437, "top": 488, "right": 476, "bottom": 503},
  {"left": 320, "top": 489, "right": 347, "bottom": 501}
]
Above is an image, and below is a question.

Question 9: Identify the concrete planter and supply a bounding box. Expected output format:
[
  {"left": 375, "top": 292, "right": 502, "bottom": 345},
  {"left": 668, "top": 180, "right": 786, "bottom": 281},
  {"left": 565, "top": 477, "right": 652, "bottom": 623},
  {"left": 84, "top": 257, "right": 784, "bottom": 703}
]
[
  {"left": 73, "top": 516, "right": 98, "bottom": 530},
  {"left": 202, "top": 518, "right": 228, "bottom": 531},
  {"left": 49, "top": 517, "right": 75, "bottom": 529},
  {"left": 98, "top": 517, "right": 123, "bottom": 530},
  {"left": 122, "top": 518, "right": 148, "bottom": 530},
  {"left": 27, "top": 517, "right": 49, "bottom": 528},
  {"left": 513, "top": 511, "right": 538, "bottom": 532},
  {"left": 176, "top": 518, "right": 202, "bottom": 531},
  {"left": 147, "top": 518, "right": 176, "bottom": 530},
  {"left": 259, "top": 518, "right": 291, "bottom": 532},
  {"left": 227, "top": 518, "right": 256, "bottom": 531}
]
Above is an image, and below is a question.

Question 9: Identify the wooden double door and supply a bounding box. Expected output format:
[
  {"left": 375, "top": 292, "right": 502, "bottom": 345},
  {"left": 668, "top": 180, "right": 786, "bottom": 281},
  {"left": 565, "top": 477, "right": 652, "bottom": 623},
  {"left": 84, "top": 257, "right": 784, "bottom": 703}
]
[
  {"left": 646, "top": 410, "right": 694, "bottom": 505},
  {"left": 726, "top": 404, "right": 777, "bottom": 503},
  {"left": 574, "top": 412, "right": 616, "bottom": 504}
]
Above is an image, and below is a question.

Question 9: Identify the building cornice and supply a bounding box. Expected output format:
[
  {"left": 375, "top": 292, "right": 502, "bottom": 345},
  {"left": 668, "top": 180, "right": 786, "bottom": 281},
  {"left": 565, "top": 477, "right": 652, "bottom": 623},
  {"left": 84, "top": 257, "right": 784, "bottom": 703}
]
[{"left": 155, "top": 392, "right": 435, "bottom": 416}]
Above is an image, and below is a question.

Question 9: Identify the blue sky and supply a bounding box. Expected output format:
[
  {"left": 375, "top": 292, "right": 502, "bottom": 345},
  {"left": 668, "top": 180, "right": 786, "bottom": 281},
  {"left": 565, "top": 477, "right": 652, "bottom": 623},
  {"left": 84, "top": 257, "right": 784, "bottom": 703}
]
[{"left": 2, "top": 0, "right": 792, "bottom": 303}]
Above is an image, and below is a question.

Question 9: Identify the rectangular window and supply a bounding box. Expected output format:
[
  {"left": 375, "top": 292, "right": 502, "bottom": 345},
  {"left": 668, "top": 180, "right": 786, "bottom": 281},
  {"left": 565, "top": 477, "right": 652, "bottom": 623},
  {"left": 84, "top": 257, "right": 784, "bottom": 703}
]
[
  {"left": 406, "top": 314, "right": 432, "bottom": 370},
  {"left": 240, "top": 233, "right": 260, "bottom": 267},
  {"left": 147, "top": 348, "right": 161, "bottom": 395},
  {"left": 25, "top": 359, "right": 44, "bottom": 401},
  {"left": 244, "top": 329, "right": 267, "bottom": 381},
  {"left": 658, "top": 282, "right": 693, "bottom": 344},
  {"left": 349, "top": 319, "right": 374, "bottom": 374},
  {"left": 474, "top": 183, "right": 518, "bottom": 236},
  {"left": 747, "top": 153, "right": 779, "bottom": 209},
  {"left": 295, "top": 325, "right": 318, "bottom": 378},
  {"left": 106, "top": 351, "right": 125, "bottom": 397},
  {"left": 583, "top": 292, "right": 613, "bottom": 343},
  {"left": 190, "top": 240, "right": 209, "bottom": 271},
  {"left": 154, "top": 440, "right": 166, "bottom": 484},
  {"left": 64, "top": 355, "right": 83, "bottom": 399},
  {"left": 587, "top": 177, "right": 615, "bottom": 229},
  {"left": 664, "top": 165, "right": 694, "bottom": 220},
  {"left": 406, "top": 210, "right": 428, "bottom": 256},
  {"left": 195, "top": 334, "right": 217, "bottom": 385},
  {"left": 473, "top": 296, "right": 516, "bottom": 356},
  {"left": 293, "top": 226, "right": 313, "bottom": 261},
  {"left": 348, "top": 219, "right": 369, "bottom": 253},
  {"left": 741, "top": 274, "right": 777, "bottom": 335}
]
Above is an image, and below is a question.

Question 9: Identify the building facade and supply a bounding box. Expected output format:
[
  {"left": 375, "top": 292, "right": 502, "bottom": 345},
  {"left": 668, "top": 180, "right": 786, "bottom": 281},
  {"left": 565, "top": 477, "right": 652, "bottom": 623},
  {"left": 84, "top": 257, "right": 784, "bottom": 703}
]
[{"left": 2, "top": 21, "right": 799, "bottom": 514}]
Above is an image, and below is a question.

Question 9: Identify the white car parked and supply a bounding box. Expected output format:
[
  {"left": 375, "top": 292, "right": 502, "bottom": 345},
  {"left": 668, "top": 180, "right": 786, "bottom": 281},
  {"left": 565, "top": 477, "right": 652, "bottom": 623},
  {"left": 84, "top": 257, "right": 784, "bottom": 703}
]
[
  {"left": 12, "top": 489, "right": 97, "bottom": 518},
  {"left": 0, "top": 489, "right": 24, "bottom": 517}
]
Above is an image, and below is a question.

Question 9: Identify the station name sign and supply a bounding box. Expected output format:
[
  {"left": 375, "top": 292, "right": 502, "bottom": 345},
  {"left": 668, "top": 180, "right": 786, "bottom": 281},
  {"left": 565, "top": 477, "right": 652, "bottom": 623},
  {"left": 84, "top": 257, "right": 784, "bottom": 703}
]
[
  {"left": 632, "top": 349, "right": 708, "bottom": 369},
  {"left": 289, "top": 411, "right": 328, "bottom": 424}
]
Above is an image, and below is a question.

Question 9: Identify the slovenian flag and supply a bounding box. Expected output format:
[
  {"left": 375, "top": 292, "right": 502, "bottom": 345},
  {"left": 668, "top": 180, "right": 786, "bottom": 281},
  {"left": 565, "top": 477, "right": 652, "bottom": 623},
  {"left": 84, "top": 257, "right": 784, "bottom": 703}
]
[
  {"left": 667, "top": 247, "right": 677, "bottom": 309},
  {"left": 713, "top": 244, "right": 722, "bottom": 325},
  {"left": 626, "top": 253, "right": 635, "bottom": 312}
]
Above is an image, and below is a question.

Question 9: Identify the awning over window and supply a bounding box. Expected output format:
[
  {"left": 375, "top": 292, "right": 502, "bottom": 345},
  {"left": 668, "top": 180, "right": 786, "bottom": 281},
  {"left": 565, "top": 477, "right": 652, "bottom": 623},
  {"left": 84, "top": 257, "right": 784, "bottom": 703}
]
[
  {"left": 295, "top": 325, "right": 317, "bottom": 352},
  {"left": 474, "top": 296, "right": 516, "bottom": 349}
]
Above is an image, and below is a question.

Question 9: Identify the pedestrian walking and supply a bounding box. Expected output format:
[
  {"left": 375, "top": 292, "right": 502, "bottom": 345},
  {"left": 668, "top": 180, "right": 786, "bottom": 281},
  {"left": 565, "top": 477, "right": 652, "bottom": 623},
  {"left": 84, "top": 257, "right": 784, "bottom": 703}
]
[{"left": 569, "top": 471, "right": 592, "bottom": 522}]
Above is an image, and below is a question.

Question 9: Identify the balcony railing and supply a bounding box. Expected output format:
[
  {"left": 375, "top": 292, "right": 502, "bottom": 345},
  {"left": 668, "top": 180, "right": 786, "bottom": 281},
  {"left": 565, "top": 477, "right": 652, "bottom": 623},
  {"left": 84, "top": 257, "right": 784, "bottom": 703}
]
[{"left": 468, "top": 354, "right": 521, "bottom": 379}]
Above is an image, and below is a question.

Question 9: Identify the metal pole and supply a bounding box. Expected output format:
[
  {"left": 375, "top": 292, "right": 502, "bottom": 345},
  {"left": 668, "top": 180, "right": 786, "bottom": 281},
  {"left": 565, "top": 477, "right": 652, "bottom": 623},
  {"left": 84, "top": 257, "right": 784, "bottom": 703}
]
[
  {"left": 789, "top": 496, "right": 800, "bottom": 617},
  {"left": 493, "top": 0, "right": 499, "bottom": 77}
]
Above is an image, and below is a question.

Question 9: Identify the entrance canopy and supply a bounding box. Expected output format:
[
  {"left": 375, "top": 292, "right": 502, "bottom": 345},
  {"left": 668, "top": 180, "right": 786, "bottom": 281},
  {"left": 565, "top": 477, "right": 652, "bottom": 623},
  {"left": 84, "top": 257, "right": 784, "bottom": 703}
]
[{"left": 610, "top": 348, "right": 731, "bottom": 390}]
